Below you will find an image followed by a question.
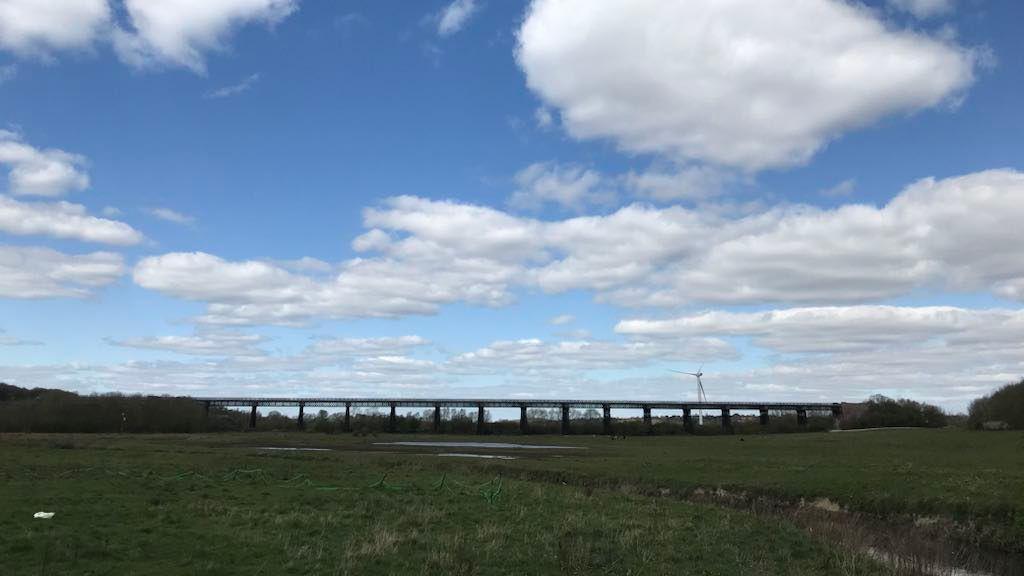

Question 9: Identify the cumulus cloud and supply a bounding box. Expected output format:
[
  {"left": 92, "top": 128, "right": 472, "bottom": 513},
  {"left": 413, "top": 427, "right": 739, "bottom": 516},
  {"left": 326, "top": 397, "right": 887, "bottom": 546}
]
[
  {"left": 114, "top": 0, "right": 298, "bottom": 72},
  {"left": 0, "top": 245, "right": 123, "bottom": 298},
  {"left": 131, "top": 170, "right": 1024, "bottom": 325},
  {"left": 0, "top": 0, "right": 111, "bottom": 55},
  {"left": 0, "top": 131, "right": 90, "bottom": 197},
  {"left": 0, "top": 195, "right": 143, "bottom": 245},
  {"left": 517, "top": 0, "right": 977, "bottom": 170},
  {"left": 437, "top": 0, "right": 478, "bottom": 37},
  {"left": 549, "top": 314, "right": 574, "bottom": 326},
  {"left": 146, "top": 206, "right": 196, "bottom": 225}
]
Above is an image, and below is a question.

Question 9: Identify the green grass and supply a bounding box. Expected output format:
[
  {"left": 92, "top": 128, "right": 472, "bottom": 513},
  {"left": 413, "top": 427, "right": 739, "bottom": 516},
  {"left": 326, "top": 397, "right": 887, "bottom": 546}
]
[{"left": 1, "top": 429, "right": 1021, "bottom": 575}]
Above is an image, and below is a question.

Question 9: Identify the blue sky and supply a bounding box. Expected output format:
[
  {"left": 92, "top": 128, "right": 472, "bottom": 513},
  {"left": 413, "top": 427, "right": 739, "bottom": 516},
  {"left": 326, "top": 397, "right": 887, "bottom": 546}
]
[{"left": 1, "top": 0, "right": 1022, "bottom": 411}]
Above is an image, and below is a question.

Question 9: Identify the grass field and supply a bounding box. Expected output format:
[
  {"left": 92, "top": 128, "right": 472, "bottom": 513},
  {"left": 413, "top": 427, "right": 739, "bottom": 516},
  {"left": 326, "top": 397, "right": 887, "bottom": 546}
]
[{"left": 1, "top": 430, "right": 1021, "bottom": 575}]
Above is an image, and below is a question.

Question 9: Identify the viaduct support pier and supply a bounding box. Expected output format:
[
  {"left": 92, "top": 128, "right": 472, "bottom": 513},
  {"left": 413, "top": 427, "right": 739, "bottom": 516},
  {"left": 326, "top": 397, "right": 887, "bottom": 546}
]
[{"left": 205, "top": 398, "right": 841, "bottom": 435}]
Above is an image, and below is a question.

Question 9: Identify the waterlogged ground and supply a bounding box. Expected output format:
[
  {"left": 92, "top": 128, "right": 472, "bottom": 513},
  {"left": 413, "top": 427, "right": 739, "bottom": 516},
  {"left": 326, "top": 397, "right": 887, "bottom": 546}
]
[{"left": 1, "top": 430, "right": 1021, "bottom": 575}]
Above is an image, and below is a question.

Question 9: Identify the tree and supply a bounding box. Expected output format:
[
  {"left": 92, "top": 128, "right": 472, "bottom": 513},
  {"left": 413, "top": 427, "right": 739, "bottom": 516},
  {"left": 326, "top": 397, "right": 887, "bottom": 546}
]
[{"left": 968, "top": 379, "right": 1024, "bottom": 430}]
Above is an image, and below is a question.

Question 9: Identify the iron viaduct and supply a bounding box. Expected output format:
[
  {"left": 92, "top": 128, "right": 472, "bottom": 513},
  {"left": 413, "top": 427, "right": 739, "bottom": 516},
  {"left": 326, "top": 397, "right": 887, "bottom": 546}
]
[{"left": 197, "top": 397, "right": 843, "bottom": 435}]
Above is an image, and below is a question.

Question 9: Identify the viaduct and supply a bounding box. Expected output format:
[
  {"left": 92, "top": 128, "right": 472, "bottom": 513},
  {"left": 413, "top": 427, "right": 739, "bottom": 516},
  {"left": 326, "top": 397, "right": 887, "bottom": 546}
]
[{"left": 197, "top": 397, "right": 842, "bottom": 434}]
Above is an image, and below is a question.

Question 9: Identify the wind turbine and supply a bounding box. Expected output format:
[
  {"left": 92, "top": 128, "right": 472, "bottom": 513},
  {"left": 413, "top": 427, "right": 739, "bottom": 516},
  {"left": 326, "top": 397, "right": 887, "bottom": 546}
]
[{"left": 670, "top": 365, "right": 708, "bottom": 425}]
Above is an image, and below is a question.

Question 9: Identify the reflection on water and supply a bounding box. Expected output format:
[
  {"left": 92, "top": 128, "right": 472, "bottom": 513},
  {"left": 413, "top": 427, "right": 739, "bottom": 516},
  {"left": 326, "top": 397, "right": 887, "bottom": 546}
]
[
  {"left": 255, "top": 446, "right": 332, "bottom": 452},
  {"left": 437, "top": 453, "right": 518, "bottom": 460}
]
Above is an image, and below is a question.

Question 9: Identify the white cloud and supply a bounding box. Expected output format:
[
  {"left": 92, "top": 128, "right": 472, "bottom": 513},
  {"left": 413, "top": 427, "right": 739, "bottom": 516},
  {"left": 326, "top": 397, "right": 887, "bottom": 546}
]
[
  {"left": 616, "top": 305, "right": 997, "bottom": 353},
  {"left": 449, "top": 337, "right": 735, "bottom": 376},
  {"left": 549, "top": 314, "right": 574, "bottom": 326},
  {"left": 888, "top": 0, "right": 954, "bottom": 19},
  {"left": 146, "top": 206, "right": 196, "bottom": 225},
  {"left": 0, "top": 0, "right": 111, "bottom": 55},
  {"left": 517, "top": 0, "right": 976, "bottom": 170},
  {"left": 623, "top": 166, "right": 729, "bottom": 202},
  {"left": 131, "top": 170, "right": 1024, "bottom": 325},
  {"left": 0, "top": 195, "right": 143, "bottom": 245},
  {"left": 509, "top": 162, "right": 613, "bottom": 211},
  {"left": 111, "top": 331, "right": 268, "bottom": 357},
  {"left": 618, "top": 305, "right": 1024, "bottom": 410},
  {"left": 437, "top": 0, "right": 478, "bottom": 37},
  {"left": 307, "top": 335, "right": 430, "bottom": 357},
  {"left": 0, "top": 131, "right": 90, "bottom": 197},
  {"left": 205, "top": 72, "right": 260, "bottom": 98},
  {"left": 114, "top": 0, "right": 298, "bottom": 72},
  {"left": 0, "top": 245, "right": 123, "bottom": 298}
]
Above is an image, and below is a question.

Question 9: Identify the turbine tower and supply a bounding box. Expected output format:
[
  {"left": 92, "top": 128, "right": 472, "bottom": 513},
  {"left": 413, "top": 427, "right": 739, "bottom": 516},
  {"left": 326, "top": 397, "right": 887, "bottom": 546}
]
[{"left": 670, "top": 365, "right": 708, "bottom": 425}]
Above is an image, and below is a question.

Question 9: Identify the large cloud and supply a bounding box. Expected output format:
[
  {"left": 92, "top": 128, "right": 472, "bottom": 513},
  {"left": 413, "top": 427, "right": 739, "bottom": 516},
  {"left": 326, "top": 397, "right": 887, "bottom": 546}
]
[
  {"left": 133, "top": 170, "right": 1024, "bottom": 325},
  {"left": 114, "top": 0, "right": 298, "bottom": 72},
  {"left": 0, "top": 245, "right": 123, "bottom": 298},
  {"left": 0, "top": 0, "right": 111, "bottom": 55},
  {"left": 0, "top": 195, "right": 143, "bottom": 245},
  {"left": 517, "top": 0, "right": 976, "bottom": 170}
]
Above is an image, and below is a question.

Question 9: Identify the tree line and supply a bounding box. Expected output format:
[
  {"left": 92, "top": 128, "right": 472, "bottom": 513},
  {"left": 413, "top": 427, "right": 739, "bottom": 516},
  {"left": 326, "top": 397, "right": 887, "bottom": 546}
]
[{"left": 1, "top": 380, "right": 1021, "bottom": 433}]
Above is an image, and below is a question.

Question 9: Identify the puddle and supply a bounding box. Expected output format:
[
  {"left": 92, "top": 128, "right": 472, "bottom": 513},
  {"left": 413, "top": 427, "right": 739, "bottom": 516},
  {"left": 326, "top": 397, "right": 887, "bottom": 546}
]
[
  {"left": 375, "top": 441, "right": 583, "bottom": 450},
  {"left": 255, "top": 446, "right": 333, "bottom": 452},
  {"left": 437, "top": 453, "right": 518, "bottom": 460}
]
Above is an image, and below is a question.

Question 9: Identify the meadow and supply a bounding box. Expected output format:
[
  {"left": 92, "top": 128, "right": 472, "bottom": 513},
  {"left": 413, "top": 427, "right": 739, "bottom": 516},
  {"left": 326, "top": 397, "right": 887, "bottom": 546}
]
[{"left": 1, "top": 429, "right": 1021, "bottom": 575}]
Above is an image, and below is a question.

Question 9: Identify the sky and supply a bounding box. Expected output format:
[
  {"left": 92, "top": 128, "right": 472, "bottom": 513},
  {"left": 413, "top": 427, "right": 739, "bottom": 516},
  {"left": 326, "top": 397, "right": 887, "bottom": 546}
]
[{"left": 0, "top": 0, "right": 1022, "bottom": 412}]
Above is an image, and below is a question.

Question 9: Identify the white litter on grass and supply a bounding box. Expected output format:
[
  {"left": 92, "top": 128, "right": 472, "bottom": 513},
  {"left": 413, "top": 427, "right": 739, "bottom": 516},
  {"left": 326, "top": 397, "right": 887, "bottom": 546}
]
[
  {"left": 33, "top": 512, "right": 55, "bottom": 519},
  {"left": 438, "top": 453, "right": 518, "bottom": 460}
]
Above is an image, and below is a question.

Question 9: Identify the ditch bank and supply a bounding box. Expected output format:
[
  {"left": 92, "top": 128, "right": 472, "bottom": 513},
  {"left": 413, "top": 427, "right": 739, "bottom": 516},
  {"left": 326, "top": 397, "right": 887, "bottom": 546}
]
[{"left": 460, "top": 465, "right": 1024, "bottom": 576}]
